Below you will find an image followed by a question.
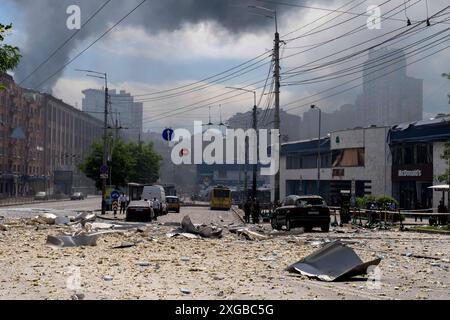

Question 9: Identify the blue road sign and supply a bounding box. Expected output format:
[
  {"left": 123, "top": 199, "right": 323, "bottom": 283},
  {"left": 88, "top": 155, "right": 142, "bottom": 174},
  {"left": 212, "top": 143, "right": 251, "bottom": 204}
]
[
  {"left": 111, "top": 190, "right": 121, "bottom": 200},
  {"left": 162, "top": 128, "right": 174, "bottom": 142},
  {"left": 100, "top": 165, "right": 109, "bottom": 174}
]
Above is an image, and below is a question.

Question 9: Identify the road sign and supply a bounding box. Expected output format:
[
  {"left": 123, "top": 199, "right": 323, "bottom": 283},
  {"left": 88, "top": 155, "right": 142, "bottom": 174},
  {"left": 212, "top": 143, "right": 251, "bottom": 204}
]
[
  {"left": 112, "top": 200, "right": 119, "bottom": 211},
  {"left": 162, "top": 128, "right": 174, "bottom": 142},
  {"left": 100, "top": 165, "right": 109, "bottom": 174},
  {"left": 100, "top": 173, "right": 108, "bottom": 179},
  {"left": 111, "top": 190, "right": 120, "bottom": 200}
]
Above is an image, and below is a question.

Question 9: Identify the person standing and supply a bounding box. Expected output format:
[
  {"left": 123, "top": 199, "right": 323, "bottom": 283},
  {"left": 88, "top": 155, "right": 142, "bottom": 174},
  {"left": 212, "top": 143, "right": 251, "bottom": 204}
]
[
  {"left": 153, "top": 197, "right": 161, "bottom": 216},
  {"left": 119, "top": 193, "right": 127, "bottom": 215},
  {"left": 437, "top": 199, "right": 448, "bottom": 225},
  {"left": 244, "top": 200, "right": 251, "bottom": 223}
]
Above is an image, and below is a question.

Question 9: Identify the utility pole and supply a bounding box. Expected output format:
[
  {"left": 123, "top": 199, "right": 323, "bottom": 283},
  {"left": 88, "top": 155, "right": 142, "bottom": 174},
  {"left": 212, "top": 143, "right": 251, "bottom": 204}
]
[
  {"left": 273, "top": 14, "right": 281, "bottom": 204},
  {"left": 252, "top": 104, "right": 258, "bottom": 201},
  {"left": 102, "top": 80, "right": 108, "bottom": 215},
  {"left": 75, "top": 69, "right": 108, "bottom": 215},
  {"left": 311, "top": 105, "right": 322, "bottom": 195},
  {"left": 247, "top": 5, "right": 280, "bottom": 203}
]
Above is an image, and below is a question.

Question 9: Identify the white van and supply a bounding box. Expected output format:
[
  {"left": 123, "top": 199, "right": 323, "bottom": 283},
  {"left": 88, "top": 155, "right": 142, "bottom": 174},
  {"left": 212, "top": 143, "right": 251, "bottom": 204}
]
[{"left": 141, "top": 185, "right": 167, "bottom": 216}]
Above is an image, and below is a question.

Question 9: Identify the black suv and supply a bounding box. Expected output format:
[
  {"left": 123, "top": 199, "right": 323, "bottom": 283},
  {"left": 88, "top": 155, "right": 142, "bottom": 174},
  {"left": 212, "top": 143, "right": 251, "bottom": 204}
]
[{"left": 271, "top": 195, "right": 330, "bottom": 232}]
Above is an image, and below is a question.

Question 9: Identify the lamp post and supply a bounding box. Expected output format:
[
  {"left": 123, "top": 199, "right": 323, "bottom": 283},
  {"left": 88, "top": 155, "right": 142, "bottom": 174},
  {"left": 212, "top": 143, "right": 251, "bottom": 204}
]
[
  {"left": 75, "top": 69, "right": 108, "bottom": 215},
  {"left": 226, "top": 87, "right": 258, "bottom": 201},
  {"left": 311, "top": 105, "right": 322, "bottom": 195}
]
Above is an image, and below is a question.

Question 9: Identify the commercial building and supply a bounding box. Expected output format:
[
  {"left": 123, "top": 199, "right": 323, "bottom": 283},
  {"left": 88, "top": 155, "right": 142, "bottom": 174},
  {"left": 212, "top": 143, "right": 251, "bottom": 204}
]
[
  {"left": 275, "top": 116, "right": 449, "bottom": 210},
  {"left": 389, "top": 116, "right": 450, "bottom": 209},
  {"left": 278, "top": 126, "right": 391, "bottom": 205}
]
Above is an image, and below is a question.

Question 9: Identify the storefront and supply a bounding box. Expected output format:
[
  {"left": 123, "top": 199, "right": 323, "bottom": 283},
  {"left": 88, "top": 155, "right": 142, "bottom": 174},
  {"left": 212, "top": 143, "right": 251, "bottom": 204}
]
[{"left": 392, "top": 164, "right": 434, "bottom": 209}]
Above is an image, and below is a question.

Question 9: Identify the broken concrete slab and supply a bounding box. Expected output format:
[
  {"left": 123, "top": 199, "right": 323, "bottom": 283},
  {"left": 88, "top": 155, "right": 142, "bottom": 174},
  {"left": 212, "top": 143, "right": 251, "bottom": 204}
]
[
  {"left": 46, "top": 233, "right": 100, "bottom": 248},
  {"left": 286, "top": 241, "right": 381, "bottom": 282},
  {"left": 0, "top": 224, "right": 8, "bottom": 231},
  {"left": 167, "top": 216, "right": 223, "bottom": 239},
  {"left": 229, "top": 227, "right": 269, "bottom": 241},
  {"left": 55, "top": 216, "right": 70, "bottom": 225},
  {"left": 32, "top": 213, "right": 57, "bottom": 225}
]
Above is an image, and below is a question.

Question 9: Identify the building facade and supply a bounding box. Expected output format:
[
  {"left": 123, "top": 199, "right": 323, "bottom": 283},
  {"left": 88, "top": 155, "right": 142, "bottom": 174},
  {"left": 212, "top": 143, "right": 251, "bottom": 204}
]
[
  {"left": 275, "top": 117, "right": 449, "bottom": 210},
  {"left": 0, "top": 72, "right": 103, "bottom": 198},
  {"left": 277, "top": 126, "right": 391, "bottom": 205},
  {"left": 389, "top": 116, "right": 450, "bottom": 209}
]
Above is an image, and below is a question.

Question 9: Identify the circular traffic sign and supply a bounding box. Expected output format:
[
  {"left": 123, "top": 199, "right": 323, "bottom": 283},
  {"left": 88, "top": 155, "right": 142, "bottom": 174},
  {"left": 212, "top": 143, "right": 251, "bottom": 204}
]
[
  {"left": 162, "top": 128, "right": 174, "bottom": 142},
  {"left": 100, "top": 165, "right": 109, "bottom": 174},
  {"left": 111, "top": 190, "right": 121, "bottom": 200}
]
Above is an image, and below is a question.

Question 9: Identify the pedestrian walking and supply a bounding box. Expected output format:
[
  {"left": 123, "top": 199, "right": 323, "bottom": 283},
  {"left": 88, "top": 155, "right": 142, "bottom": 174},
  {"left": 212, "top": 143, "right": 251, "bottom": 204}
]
[
  {"left": 153, "top": 197, "right": 161, "bottom": 216},
  {"left": 119, "top": 193, "right": 127, "bottom": 214}
]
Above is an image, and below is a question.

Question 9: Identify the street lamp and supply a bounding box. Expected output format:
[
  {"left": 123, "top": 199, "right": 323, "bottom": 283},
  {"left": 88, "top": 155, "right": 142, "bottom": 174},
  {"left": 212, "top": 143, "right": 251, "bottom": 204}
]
[
  {"left": 226, "top": 87, "right": 258, "bottom": 201},
  {"left": 75, "top": 69, "right": 108, "bottom": 215},
  {"left": 311, "top": 105, "right": 322, "bottom": 195}
]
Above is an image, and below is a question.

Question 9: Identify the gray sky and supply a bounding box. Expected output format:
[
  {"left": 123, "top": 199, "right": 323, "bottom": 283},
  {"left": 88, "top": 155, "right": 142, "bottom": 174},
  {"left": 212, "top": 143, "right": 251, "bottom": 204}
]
[{"left": 1, "top": 0, "right": 449, "bottom": 132}]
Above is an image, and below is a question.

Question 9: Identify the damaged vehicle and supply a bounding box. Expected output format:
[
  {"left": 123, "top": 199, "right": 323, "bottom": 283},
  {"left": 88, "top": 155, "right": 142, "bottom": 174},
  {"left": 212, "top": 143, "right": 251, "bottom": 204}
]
[
  {"left": 126, "top": 200, "right": 155, "bottom": 222},
  {"left": 271, "top": 195, "right": 330, "bottom": 232}
]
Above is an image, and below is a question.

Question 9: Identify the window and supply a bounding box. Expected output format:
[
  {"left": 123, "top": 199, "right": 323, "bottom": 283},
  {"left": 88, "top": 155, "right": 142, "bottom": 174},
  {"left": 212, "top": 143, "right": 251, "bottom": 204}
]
[{"left": 332, "top": 148, "right": 365, "bottom": 167}]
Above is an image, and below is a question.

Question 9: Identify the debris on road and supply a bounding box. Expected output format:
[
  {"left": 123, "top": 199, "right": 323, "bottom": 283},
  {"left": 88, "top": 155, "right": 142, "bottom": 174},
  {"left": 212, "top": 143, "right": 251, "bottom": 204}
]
[
  {"left": 103, "top": 275, "right": 114, "bottom": 281},
  {"left": 167, "top": 215, "right": 223, "bottom": 239},
  {"left": 112, "top": 242, "right": 136, "bottom": 249},
  {"left": 180, "top": 288, "right": 191, "bottom": 294},
  {"left": 73, "top": 212, "right": 96, "bottom": 224},
  {"left": 0, "top": 224, "right": 8, "bottom": 231},
  {"left": 55, "top": 216, "right": 70, "bottom": 225},
  {"left": 286, "top": 241, "right": 382, "bottom": 281},
  {"left": 229, "top": 227, "right": 269, "bottom": 241},
  {"left": 46, "top": 233, "right": 100, "bottom": 248},
  {"left": 71, "top": 293, "right": 85, "bottom": 300},
  {"left": 31, "top": 213, "right": 57, "bottom": 225}
]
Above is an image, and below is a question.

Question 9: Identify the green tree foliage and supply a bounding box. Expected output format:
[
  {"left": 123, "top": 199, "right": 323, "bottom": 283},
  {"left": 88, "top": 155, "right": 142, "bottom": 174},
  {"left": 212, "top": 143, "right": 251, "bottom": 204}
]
[
  {"left": 0, "top": 23, "right": 21, "bottom": 91},
  {"left": 356, "top": 195, "right": 398, "bottom": 209},
  {"left": 79, "top": 140, "right": 162, "bottom": 190},
  {"left": 0, "top": 23, "right": 21, "bottom": 73},
  {"left": 438, "top": 140, "right": 450, "bottom": 184}
]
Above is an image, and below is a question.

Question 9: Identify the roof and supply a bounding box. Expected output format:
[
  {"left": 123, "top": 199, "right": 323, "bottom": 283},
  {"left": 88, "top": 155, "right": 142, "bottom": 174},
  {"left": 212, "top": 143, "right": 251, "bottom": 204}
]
[
  {"left": 389, "top": 116, "right": 450, "bottom": 144},
  {"left": 281, "top": 137, "right": 330, "bottom": 155}
]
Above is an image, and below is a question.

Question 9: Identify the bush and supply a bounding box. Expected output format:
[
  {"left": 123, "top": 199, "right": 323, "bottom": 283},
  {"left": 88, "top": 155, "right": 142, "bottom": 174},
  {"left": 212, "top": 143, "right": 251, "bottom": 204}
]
[{"left": 355, "top": 195, "right": 398, "bottom": 209}]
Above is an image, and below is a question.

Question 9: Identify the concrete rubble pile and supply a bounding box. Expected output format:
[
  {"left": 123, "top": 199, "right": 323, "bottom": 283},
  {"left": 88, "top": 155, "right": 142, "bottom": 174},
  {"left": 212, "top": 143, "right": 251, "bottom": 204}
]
[{"left": 167, "top": 215, "right": 223, "bottom": 239}]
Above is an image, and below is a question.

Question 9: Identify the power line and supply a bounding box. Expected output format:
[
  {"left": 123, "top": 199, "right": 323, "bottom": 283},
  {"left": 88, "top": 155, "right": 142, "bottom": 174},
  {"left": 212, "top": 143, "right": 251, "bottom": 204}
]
[
  {"left": 33, "top": 0, "right": 147, "bottom": 90},
  {"left": 19, "top": 0, "right": 113, "bottom": 86}
]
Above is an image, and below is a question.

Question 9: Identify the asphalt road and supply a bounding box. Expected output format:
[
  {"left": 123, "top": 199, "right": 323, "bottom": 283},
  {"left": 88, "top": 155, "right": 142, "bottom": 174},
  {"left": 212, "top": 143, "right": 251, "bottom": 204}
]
[{"left": 0, "top": 196, "right": 102, "bottom": 218}]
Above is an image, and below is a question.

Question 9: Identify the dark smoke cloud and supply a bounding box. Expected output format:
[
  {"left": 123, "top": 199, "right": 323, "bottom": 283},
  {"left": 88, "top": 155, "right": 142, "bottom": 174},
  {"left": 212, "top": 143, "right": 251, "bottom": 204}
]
[{"left": 9, "top": 0, "right": 296, "bottom": 91}]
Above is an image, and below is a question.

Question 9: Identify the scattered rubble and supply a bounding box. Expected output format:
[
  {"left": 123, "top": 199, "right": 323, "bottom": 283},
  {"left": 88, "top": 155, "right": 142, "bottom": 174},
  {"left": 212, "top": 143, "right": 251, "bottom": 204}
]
[
  {"left": 287, "top": 241, "right": 382, "bottom": 281},
  {"left": 46, "top": 233, "right": 100, "bottom": 248},
  {"left": 167, "top": 215, "right": 223, "bottom": 239}
]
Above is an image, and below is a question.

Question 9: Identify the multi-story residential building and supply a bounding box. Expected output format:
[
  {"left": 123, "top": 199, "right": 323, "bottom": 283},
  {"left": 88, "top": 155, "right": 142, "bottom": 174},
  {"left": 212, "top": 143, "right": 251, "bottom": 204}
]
[
  {"left": 82, "top": 88, "right": 143, "bottom": 142},
  {"left": 0, "top": 72, "right": 103, "bottom": 198}
]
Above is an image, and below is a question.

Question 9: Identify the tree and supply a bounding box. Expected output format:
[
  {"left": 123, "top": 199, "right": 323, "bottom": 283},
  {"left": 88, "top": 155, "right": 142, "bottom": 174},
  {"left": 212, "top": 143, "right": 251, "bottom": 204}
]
[
  {"left": 128, "top": 142, "right": 162, "bottom": 184},
  {"left": 79, "top": 140, "right": 162, "bottom": 190},
  {"left": 438, "top": 141, "right": 450, "bottom": 184},
  {"left": 0, "top": 23, "right": 21, "bottom": 73}
]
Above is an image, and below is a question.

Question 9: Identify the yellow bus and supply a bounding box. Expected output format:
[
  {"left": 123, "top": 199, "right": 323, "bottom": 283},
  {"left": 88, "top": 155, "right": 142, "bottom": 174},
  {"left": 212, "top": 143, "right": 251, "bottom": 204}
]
[{"left": 210, "top": 186, "right": 232, "bottom": 210}]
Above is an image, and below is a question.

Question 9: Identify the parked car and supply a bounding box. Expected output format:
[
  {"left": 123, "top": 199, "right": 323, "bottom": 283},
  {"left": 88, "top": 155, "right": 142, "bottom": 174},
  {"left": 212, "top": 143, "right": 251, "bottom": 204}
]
[
  {"left": 34, "top": 192, "right": 49, "bottom": 201},
  {"left": 166, "top": 196, "right": 180, "bottom": 213},
  {"left": 70, "top": 192, "right": 85, "bottom": 200},
  {"left": 126, "top": 200, "right": 155, "bottom": 222},
  {"left": 271, "top": 195, "right": 330, "bottom": 232}
]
